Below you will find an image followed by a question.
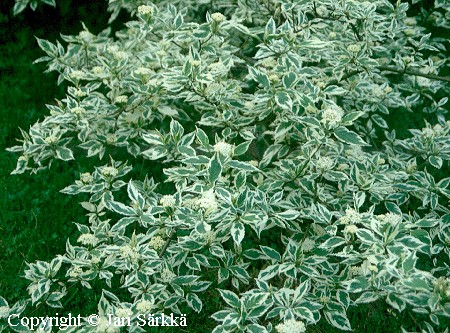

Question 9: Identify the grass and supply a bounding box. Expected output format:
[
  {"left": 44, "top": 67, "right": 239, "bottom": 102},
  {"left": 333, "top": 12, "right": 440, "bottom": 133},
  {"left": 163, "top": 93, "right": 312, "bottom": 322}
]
[{"left": 0, "top": 1, "right": 446, "bottom": 332}]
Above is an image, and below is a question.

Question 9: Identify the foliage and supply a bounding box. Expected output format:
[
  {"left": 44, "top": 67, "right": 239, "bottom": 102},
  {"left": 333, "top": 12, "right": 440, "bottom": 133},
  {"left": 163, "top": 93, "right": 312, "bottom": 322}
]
[{"left": 3, "top": 0, "right": 450, "bottom": 332}]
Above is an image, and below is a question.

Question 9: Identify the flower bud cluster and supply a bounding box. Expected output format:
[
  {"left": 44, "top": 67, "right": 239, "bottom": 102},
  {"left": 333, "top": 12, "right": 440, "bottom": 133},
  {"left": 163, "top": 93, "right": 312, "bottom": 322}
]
[
  {"left": 77, "top": 233, "right": 100, "bottom": 246},
  {"left": 321, "top": 106, "right": 344, "bottom": 128},
  {"left": 275, "top": 319, "right": 306, "bottom": 333}
]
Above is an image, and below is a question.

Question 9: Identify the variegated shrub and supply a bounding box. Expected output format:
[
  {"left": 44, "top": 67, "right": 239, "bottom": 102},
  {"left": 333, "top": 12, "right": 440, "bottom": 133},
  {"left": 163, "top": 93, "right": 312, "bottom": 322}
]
[{"left": 2, "top": 0, "right": 450, "bottom": 332}]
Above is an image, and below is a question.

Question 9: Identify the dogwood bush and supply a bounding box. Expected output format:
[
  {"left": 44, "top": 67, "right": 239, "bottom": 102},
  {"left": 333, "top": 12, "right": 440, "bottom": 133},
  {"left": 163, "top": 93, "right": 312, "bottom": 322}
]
[{"left": 3, "top": 0, "right": 450, "bottom": 332}]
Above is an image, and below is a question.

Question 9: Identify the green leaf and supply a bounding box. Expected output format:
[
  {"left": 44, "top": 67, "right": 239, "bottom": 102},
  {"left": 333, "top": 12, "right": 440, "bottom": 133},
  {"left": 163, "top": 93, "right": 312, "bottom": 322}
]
[
  {"left": 227, "top": 160, "right": 258, "bottom": 172},
  {"left": 325, "top": 311, "right": 352, "bottom": 331},
  {"left": 55, "top": 146, "right": 74, "bottom": 161},
  {"left": 428, "top": 156, "right": 442, "bottom": 169},
  {"left": 346, "top": 276, "right": 369, "bottom": 293},
  {"left": 234, "top": 141, "right": 251, "bottom": 156},
  {"left": 173, "top": 13, "right": 184, "bottom": 29},
  {"left": 356, "top": 229, "right": 377, "bottom": 244},
  {"left": 386, "top": 293, "right": 406, "bottom": 312},
  {"left": 246, "top": 324, "right": 268, "bottom": 333},
  {"left": 142, "top": 146, "right": 167, "bottom": 160},
  {"left": 196, "top": 127, "right": 209, "bottom": 146},
  {"left": 186, "top": 293, "right": 202, "bottom": 313},
  {"left": 371, "top": 114, "right": 388, "bottom": 129},
  {"left": 342, "top": 112, "right": 364, "bottom": 124},
  {"left": 248, "top": 66, "right": 270, "bottom": 88},
  {"left": 293, "top": 306, "right": 315, "bottom": 323},
  {"left": 105, "top": 201, "right": 136, "bottom": 216},
  {"left": 218, "top": 289, "right": 240, "bottom": 309},
  {"left": 258, "top": 264, "right": 279, "bottom": 281},
  {"left": 36, "top": 37, "right": 57, "bottom": 56},
  {"left": 334, "top": 127, "right": 367, "bottom": 145},
  {"left": 275, "top": 91, "right": 292, "bottom": 110},
  {"left": 265, "top": 17, "right": 276, "bottom": 35},
  {"left": 111, "top": 217, "right": 136, "bottom": 232},
  {"left": 319, "top": 237, "right": 346, "bottom": 249},
  {"left": 208, "top": 153, "right": 222, "bottom": 183},
  {"left": 282, "top": 72, "right": 297, "bottom": 89},
  {"left": 231, "top": 221, "right": 245, "bottom": 245},
  {"left": 259, "top": 246, "right": 281, "bottom": 262},
  {"left": 297, "top": 39, "right": 329, "bottom": 49},
  {"left": 324, "top": 85, "right": 348, "bottom": 95}
]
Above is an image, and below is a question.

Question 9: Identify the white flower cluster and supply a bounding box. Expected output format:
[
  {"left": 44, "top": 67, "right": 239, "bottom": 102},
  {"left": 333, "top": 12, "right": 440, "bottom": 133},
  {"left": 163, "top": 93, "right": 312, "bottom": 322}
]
[
  {"left": 160, "top": 268, "right": 176, "bottom": 283},
  {"left": 417, "top": 77, "right": 432, "bottom": 87},
  {"left": 275, "top": 319, "right": 306, "bottom": 333},
  {"left": 347, "top": 44, "right": 361, "bottom": 53},
  {"left": 113, "top": 50, "right": 128, "bottom": 60},
  {"left": 106, "top": 133, "right": 117, "bottom": 145},
  {"left": 214, "top": 141, "right": 234, "bottom": 157},
  {"left": 78, "top": 31, "right": 93, "bottom": 42},
  {"left": 350, "top": 256, "right": 379, "bottom": 276},
  {"left": 211, "top": 12, "right": 226, "bottom": 22},
  {"left": 340, "top": 208, "right": 362, "bottom": 225},
  {"left": 345, "top": 146, "right": 365, "bottom": 161},
  {"left": 135, "top": 67, "right": 152, "bottom": 75},
  {"left": 116, "top": 308, "right": 133, "bottom": 318},
  {"left": 138, "top": 5, "right": 154, "bottom": 16},
  {"left": 311, "top": 223, "right": 326, "bottom": 236},
  {"left": 319, "top": 295, "right": 330, "bottom": 304},
  {"left": 77, "top": 233, "right": 100, "bottom": 246},
  {"left": 377, "top": 213, "right": 402, "bottom": 225},
  {"left": 149, "top": 236, "right": 166, "bottom": 251},
  {"left": 69, "top": 70, "right": 84, "bottom": 80},
  {"left": 73, "top": 89, "right": 87, "bottom": 97},
  {"left": 68, "top": 266, "right": 83, "bottom": 278},
  {"left": 404, "top": 17, "right": 417, "bottom": 26},
  {"left": 136, "top": 299, "right": 155, "bottom": 313},
  {"left": 115, "top": 95, "right": 128, "bottom": 104},
  {"left": 71, "top": 106, "right": 86, "bottom": 115},
  {"left": 316, "top": 156, "right": 334, "bottom": 170},
  {"left": 120, "top": 245, "right": 139, "bottom": 261},
  {"left": 337, "top": 163, "right": 349, "bottom": 171},
  {"left": 321, "top": 106, "right": 344, "bottom": 128},
  {"left": 344, "top": 224, "right": 358, "bottom": 234},
  {"left": 101, "top": 166, "right": 119, "bottom": 177},
  {"left": 201, "top": 230, "right": 217, "bottom": 244},
  {"left": 95, "top": 317, "right": 120, "bottom": 333},
  {"left": 301, "top": 238, "right": 315, "bottom": 252},
  {"left": 208, "top": 61, "right": 227, "bottom": 73},
  {"left": 44, "top": 135, "right": 58, "bottom": 145},
  {"left": 160, "top": 194, "right": 176, "bottom": 208},
  {"left": 362, "top": 256, "right": 379, "bottom": 273},
  {"left": 80, "top": 172, "right": 93, "bottom": 184},
  {"left": 91, "top": 256, "right": 101, "bottom": 264},
  {"left": 260, "top": 57, "right": 277, "bottom": 68},
  {"left": 92, "top": 66, "right": 105, "bottom": 75},
  {"left": 316, "top": 5, "right": 329, "bottom": 17},
  {"left": 196, "top": 189, "right": 218, "bottom": 215},
  {"left": 433, "top": 277, "right": 450, "bottom": 298},
  {"left": 0, "top": 306, "right": 9, "bottom": 319},
  {"left": 421, "top": 127, "right": 434, "bottom": 138}
]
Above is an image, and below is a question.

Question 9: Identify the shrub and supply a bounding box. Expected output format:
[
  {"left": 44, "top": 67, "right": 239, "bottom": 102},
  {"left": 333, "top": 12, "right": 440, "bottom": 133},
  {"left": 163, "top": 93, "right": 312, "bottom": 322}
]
[{"left": 2, "top": 0, "right": 450, "bottom": 332}]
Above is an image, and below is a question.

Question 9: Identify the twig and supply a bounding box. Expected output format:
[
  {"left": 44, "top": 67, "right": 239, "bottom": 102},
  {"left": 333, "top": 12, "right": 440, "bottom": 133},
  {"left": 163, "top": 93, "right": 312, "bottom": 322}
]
[
  {"left": 378, "top": 66, "right": 450, "bottom": 83},
  {"left": 159, "top": 228, "right": 176, "bottom": 258}
]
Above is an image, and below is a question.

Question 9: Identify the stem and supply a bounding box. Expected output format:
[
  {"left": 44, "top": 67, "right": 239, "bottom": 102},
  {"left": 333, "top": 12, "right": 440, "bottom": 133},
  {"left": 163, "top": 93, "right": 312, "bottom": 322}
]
[
  {"left": 159, "top": 228, "right": 176, "bottom": 258},
  {"left": 378, "top": 66, "right": 450, "bottom": 83}
]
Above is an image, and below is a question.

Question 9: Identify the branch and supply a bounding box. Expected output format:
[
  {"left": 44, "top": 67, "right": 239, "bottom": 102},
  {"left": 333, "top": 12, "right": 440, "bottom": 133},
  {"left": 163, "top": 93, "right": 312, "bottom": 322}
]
[
  {"left": 159, "top": 228, "right": 176, "bottom": 258},
  {"left": 326, "top": 65, "right": 450, "bottom": 88},
  {"left": 378, "top": 66, "right": 450, "bottom": 83},
  {"left": 326, "top": 70, "right": 363, "bottom": 87}
]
